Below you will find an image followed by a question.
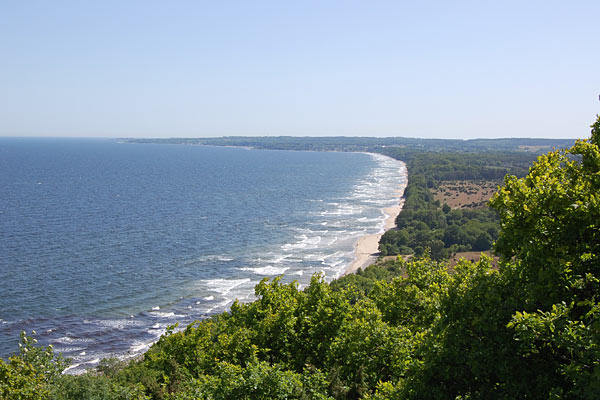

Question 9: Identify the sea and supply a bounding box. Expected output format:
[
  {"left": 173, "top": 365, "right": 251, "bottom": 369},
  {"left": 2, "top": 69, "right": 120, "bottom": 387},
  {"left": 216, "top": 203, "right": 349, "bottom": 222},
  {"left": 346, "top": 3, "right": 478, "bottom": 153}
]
[{"left": 0, "top": 138, "right": 406, "bottom": 373}]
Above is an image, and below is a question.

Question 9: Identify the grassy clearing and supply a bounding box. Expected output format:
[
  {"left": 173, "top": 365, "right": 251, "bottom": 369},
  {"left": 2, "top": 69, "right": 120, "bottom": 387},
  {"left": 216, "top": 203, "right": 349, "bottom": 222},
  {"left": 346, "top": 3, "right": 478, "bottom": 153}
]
[{"left": 433, "top": 180, "right": 501, "bottom": 209}]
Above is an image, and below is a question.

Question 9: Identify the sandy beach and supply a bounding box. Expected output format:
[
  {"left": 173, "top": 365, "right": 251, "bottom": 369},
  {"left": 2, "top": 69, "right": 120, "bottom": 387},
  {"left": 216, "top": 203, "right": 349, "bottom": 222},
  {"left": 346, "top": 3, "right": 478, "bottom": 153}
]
[{"left": 344, "top": 170, "right": 407, "bottom": 275}]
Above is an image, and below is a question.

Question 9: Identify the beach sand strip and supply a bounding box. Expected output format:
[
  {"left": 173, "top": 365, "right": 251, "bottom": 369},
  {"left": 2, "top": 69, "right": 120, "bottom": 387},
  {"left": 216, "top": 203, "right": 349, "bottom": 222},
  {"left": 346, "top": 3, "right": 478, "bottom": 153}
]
[{"left": 344, "top": 202, "right": 404, "bottom": 275}]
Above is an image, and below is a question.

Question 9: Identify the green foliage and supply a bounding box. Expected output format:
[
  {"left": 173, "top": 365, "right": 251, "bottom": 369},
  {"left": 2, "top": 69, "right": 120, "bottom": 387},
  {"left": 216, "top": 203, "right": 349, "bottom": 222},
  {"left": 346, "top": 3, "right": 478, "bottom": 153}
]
[
  {"left": 376, "top": 149, "right": 535, "bottom": 260},
  {"left": 379, "top": 149, "right": 537, "bottom": 181},
  {"left": 123, "top": 256, "right": 463, "bottom": 399},
  {"left": 0, "top": 331, "right": 68, "bottom": 400},
  {"left": 51, "top": 374, "right": 149, "bottom": 400},
  {"left": 129, "top": 136, "right": 574, "bottom": 155},
  {"left": 379, "top": 156, "right": 503, "bottom": 259},
  {"left": 400, "top": 258, "right": 539, "bottom": 398},
  {"left": 369, "top": 257, "right": 449, "bottom": 330},
  {"left": 487, "top": 117, "right": 600, "bottom": 398},
  {"left": 442, "top": 202, "right": 451, "bottom": 214},
  {"left": 330, "top": 258, "right": 405, "bottom": 296},
  {"left": 115, "top": 275, "right": 355, "bottom": 398},
  {"left": 166, "top": 361, "right": 332, "bottom": 400},
  {"left": 508, "top": 301, "right": 600, "bottom": 399},
  {"left": 2, "top": 115, "right": 597, "bottom": 399},
  {"left": 490, "top": 135, "right": 600, "bottom": 308},
  {"left": 591, "top": 114, "right": 600, "bottom": 146},
  {"left": 328, "top": 300, "right": 413, "bottom": 396}
]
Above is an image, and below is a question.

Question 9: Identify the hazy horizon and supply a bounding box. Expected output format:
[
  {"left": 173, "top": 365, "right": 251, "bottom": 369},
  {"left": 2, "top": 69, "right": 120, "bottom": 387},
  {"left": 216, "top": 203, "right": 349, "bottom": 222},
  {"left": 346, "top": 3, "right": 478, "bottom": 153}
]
[
  {"left": 0, "top": 135, "right": 578, "bottom": 141},
  {"left": 1, "top": 1, "right": 598, "bottom": 139}
]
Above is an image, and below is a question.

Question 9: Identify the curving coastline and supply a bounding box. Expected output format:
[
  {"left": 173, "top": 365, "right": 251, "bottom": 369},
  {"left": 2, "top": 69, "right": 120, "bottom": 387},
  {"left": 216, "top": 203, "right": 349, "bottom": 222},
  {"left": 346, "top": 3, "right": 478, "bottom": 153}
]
[{"left": 344, "top": 159, "right": 407, "bottom": 275}]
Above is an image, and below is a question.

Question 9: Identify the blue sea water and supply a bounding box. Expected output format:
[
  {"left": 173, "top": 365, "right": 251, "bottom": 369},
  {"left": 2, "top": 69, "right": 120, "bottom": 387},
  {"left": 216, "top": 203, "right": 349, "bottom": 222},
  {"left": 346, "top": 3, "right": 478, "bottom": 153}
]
[{"left": 0, "top": 138, "right": 406, "bottom": 372}]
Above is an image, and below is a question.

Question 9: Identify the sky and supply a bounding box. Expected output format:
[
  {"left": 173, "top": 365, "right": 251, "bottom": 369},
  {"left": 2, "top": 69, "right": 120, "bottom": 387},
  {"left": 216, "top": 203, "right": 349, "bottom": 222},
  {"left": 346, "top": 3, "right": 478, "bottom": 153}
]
[{"left": 1, "top": 1, "right": 598, "bottom": 139}]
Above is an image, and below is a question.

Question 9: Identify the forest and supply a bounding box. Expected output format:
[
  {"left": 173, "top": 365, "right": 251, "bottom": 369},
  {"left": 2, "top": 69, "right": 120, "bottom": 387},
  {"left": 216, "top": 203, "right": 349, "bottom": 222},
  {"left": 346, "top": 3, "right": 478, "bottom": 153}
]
[
  {"left": 126, "top": 136, "right": 573, "bottom": 154},
  {"left": 378, "top": 150, "right": 537, "bottom": 259},
  {"left": 2, "top": 117, "right": 598, "bottom": 399}
]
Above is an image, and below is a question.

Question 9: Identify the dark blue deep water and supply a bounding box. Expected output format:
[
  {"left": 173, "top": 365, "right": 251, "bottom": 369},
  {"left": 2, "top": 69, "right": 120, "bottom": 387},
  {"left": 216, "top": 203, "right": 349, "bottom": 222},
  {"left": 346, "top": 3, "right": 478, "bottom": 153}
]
[{"left": 0, "top": 138, "right": 406, "bottom": 372}]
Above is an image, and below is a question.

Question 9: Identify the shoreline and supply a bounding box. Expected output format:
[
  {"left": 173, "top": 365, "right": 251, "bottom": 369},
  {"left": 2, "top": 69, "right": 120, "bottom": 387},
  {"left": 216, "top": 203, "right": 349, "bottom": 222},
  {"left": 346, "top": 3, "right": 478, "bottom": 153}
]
[
  {"left": 26, "top": 149, "right": 406, "bottom": 374},
  {"left": 343, "top": 160, "right": 407, "bottom": 275}
]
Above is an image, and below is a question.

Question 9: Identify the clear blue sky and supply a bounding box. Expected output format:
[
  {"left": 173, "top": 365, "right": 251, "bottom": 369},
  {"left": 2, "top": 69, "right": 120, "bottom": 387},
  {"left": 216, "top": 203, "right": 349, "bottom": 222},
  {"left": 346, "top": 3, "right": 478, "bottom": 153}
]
[{"left": 1, "top": 1, "right": 598, "bottom": 139}]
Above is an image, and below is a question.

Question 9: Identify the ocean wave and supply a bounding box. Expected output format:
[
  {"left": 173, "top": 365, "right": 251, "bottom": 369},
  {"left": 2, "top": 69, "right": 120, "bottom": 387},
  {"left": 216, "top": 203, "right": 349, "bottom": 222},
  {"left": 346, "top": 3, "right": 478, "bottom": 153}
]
[
  {"left": 183, "top": 255, "right": 236, "bottom": 265},
  {"left": 52, "top": 346, "right": 86, "bottom": 353},
  {"left": 200, "top": 278, "right": 252, "bottom": 296},
  {"left": 2, "top": 148, "right": 407, "bottom": 375},
  {"left": 129, "top": 341, "right": 150, "bottom": 354},
  {"left": 239, "top": 265, "right": 290, "bottom": 275},
  {"left": 148, "top": 311, "right": 184, "bottom": 319},
  {"left": 55, "top": 336, "right": 95, "bottom": 345}
]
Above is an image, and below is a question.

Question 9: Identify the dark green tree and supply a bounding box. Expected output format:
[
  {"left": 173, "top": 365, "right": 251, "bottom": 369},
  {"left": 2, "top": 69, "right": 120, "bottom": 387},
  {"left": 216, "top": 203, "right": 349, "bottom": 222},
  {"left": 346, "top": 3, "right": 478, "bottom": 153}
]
[{"left": 489, "top": 114, "right": 600, "bottom": 398}]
